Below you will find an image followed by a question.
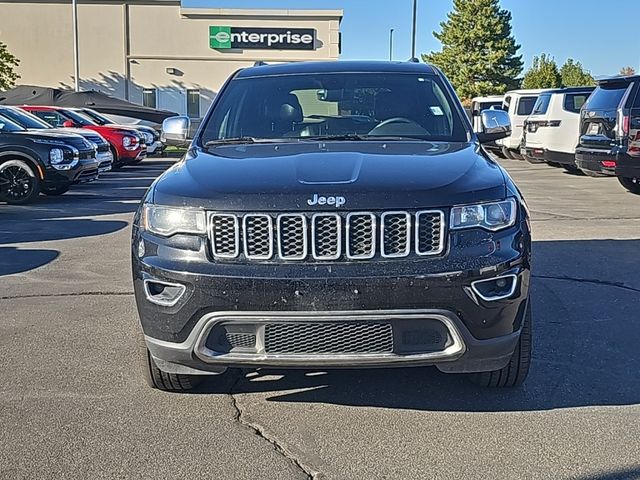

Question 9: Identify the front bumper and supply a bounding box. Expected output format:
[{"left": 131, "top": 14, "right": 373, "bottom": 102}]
[
  {"left": 133, "top": 219, "right": 531, "bottom": 374},
  {"left": 145, "top": 307, "right": 525, "bottom": 375},
  {"left": 146, "top": 141, "right": 164, "bottom": 155},
  {"left": 97, "top": 151, "right": 113, "bottom": 173},
  {"left": 44, "top": 157, "right": 100, "bottom": 187},
  {"left": 118, "top": 146, "right": 147, "bottom": 165}
]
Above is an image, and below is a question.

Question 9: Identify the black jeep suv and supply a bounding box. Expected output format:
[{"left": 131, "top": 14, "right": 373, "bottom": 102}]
[
  {"left": 133, "top": 61, "right": 532, "bottom": 392},
  {"left": 576, "top": 75, "right": 640, "bottom": 193},
  {"left": 0, "top": 114, "right": 98, "bottom": 204}
]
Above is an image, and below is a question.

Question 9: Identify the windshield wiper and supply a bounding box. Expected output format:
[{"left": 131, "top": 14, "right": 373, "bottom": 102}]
[
  {"left": 203, "top": 137, "right": 279, "bottom": 147},
  {"left": 298, "top": 134, "right": 368, "bottom": 141},
  {"left": 299, "top": 134, "right": 432, "bottom": 142}
]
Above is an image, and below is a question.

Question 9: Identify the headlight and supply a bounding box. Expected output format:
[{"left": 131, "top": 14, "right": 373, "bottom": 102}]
[
  {"left": 450, "top": 198, "right": 517, "bottom": 231},
  {"left": 144, "top": 132, "right": 154, "bottom": 144},
  {"left": 49, "top": 148, "right": 65, "bottom": 164},
  {"left": 122, "top": 136, "right": 133, "bottom": 147},
  {"left": 142, "top": 205, "right": 206, "bottom": 237}
]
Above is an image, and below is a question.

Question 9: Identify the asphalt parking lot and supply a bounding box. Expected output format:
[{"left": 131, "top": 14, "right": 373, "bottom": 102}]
[{"left": 1, "top": 157, "right": 639, "bottom": 480}]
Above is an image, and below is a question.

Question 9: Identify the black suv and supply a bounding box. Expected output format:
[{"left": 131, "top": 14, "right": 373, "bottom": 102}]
[
  {"left": 133, "top": 61, "right": 532, "bottom": 392},
  {"left": 576, "top": 75, "right": 640, "bottom": 193},
  {"left": 0, "top": 115, "right": 98, "bottom": 204},
  {"left": 0, "top": 106, "right": 113, "bottom": 174}
]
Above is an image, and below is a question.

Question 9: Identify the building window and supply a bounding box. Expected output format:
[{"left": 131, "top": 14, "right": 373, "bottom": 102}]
[
  {"left": 142, "top": 88, "right": 157, "bottom": 109},
  {"left": 187, "top": 89, "right": 200, "bottom": 118}
]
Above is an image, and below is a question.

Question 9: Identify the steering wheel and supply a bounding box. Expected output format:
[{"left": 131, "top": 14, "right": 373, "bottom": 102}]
[
  {"left": 375, "top": 117, "right": 416, "bottom": 128},
  {"left": 369, "top": 117, "right": 430, "bottom": 136}
]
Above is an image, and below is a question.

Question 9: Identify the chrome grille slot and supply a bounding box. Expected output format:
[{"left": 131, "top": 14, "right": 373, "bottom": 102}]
[
  {"left": 277, "top": 214, "right": 308, "bottom": 260},
  {"left": 346, "top": 213, "right": 376, "bottom": 259},
  {"left": 264, "top": 322, "right": 394, "bottom": 354},
  {"left": 312, "top": 214, "right": 341, "bottom": 260},
  {"left": 207, "top": 210, "right": 445, "bottom": 261},
  {"left": 381, "top": 212, "right": 411, "bottom": 258},
  {"left": 416, "top": 211, "right": 445, "bottom": 256},
  {"left": 209, "top": 214, "right": 239, "bottom": 258},
  {"left": 243, "top": 215, "right": 273, "bottom": 259}
]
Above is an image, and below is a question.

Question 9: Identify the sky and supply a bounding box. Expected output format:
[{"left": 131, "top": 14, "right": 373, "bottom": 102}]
[{"left": 183, "top": 0, "right": 640, "bottom": 77}]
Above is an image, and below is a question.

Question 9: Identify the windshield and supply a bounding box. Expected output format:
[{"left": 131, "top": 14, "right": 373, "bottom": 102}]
[
  {"left": 0, "top": 108, "right": 52, "bottom": 129},
  {"left": 61, "top": 109, "right": 96, "bottom": 126},
  {"left": 82, "top": 109, "right": 113, "bottom": 125},
  {"left": 200, "top": 73, "right": 468, "bottom": 144},
  {"left": 0, "top": 114, "right": 26, "bottom": 132}
]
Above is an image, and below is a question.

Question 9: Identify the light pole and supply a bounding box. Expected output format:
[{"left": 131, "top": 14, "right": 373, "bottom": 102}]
[
  {"left": 389, "top": 29, "right": 394, "bottom": 61},
  {"left": 72, "top": 0, "right": 80, "bottom": 91},
  {"left": 411, "top": 0, "right": 418, "bottom": 60}
]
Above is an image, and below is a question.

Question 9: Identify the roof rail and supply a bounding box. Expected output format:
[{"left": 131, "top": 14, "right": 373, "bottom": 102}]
[
  {"left": 254, "top": 61, "right": 268, "bottom": 67},
  {"left": 407, "top": 57, "right": 420, "bottom": 63}
]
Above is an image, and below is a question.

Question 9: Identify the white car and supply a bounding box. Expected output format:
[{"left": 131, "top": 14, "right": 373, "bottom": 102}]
[
  {"left": 520, "top": 87, "right": 594, "bottom": 173},
  {"left": 497, "top": 89, "right": 548, "bottom": 159}
]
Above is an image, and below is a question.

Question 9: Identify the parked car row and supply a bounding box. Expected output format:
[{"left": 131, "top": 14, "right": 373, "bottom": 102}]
[
  {"left": 471, "top": 74, "right": 640, "bottom": 195},
  {"left": 0, "top": 106, "right": 162, "bottom": 204}
]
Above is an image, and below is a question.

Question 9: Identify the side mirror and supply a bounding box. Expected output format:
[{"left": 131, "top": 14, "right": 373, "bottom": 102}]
[
  {"left": 477, "top": 109, "right": 511, "bottom": 144},
  {"left": 62, "top": 120, "right": 76, "bottom": 128},
  {"left": 161, "top": 116, "right": 191, "bottom": 147}
]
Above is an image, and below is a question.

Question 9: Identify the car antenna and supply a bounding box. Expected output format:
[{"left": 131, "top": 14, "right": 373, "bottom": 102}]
[
  {"left": 407, "top": 57, "right": 420, "bottom": 63},
  {"left": 254, "top": 61, "right": 268, "bottom": 67}
]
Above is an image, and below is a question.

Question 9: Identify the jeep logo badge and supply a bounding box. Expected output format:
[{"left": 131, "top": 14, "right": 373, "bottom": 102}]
[{"left": 307, "top": 194, "right": 346, "bottom": 208}]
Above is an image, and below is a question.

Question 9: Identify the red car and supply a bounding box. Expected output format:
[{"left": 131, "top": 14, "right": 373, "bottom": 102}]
[{"left": 21, "top": 106, "right": 146, "bottom": 168}]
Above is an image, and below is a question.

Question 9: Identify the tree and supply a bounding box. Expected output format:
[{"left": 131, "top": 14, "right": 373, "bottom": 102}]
[
  {"left": 559, "top": 59, "right": 594, "bottom": 87},
  {"left": 620, "top": 66, "right": 636, "bottom": 76},
  {"left": 521, "top": 54, "right": 561, "bottom": 89},
  {"left": 0, "top": 41, "right": 19, "bottom": 90},
  {"left": 422, "top": 0, "right": 523, "bottom": 101}
]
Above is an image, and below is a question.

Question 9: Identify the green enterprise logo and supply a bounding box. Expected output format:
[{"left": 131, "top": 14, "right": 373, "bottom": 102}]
[{"left": 210, "top": 26, "right": 232, "bottom": 49}]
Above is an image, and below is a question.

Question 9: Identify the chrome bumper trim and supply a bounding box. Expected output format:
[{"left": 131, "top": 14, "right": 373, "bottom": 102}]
[{"left": 145, "top": 309, "right": 467, "bottom": 368}]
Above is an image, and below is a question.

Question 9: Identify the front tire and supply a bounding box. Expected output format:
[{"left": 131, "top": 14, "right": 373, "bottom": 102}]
[
  {"left": 618, "top": 176, "right": 640, "bottom": 194},
  {"left": 138, "top": 331, "right": 202, "bottom": 392},
  {"left": 468, "top": 303, "right": 532, "bottom": 388},
  {"left": 0, "top": 159, "right": 41, "bottom": 205}
]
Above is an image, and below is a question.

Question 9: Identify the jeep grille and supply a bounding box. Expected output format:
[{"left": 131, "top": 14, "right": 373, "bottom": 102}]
[{"left": 208, "top": 210, "right": 445, "bottom": 262}]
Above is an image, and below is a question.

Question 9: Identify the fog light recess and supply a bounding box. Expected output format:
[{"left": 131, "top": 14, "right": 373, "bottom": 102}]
[
  {"left": 470, "top": 274, "right": 518, "bottom": 302},
  {"left": 143, "top": 279, "right": 186, "bottom": 307}
]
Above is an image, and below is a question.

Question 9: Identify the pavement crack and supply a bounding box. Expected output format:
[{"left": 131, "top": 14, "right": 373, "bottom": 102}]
[
  {"left": 229, "top": 374, "right": 319, "bottom": 480},
  {"left": 533, "top": 274, "right": 640, "bottom": 293},
  {"left": 0, "top": 291, "right": 133, "bottom": 300}
]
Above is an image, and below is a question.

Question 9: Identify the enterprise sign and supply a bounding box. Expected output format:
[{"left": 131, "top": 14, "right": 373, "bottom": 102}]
[{"left": 209, "top": 26, "right": 316, "bottom": 50}]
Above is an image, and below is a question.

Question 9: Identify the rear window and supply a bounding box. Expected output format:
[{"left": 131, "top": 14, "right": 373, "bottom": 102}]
[
  {"left": 531, "top": 94, "right": 551, "bottom": 115},
  {"left": 563, "top": 93, "right": 591, "bottom": 113},
  {"left": 517, "top": 96, "right": 538, "bottom": 116},
  {"left": 584, "top": 83, "right": 629, "bottom": 110}
]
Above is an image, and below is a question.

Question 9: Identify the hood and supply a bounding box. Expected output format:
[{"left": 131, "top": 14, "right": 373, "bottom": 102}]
[
  {"left": 152, "top": 141, "right": 506, "bottom": 211},
  {"left": 15, "top": 130, "right": 93, "bottom": 150},
  {"left": 46, "top": 127, "right": 106, "bottom": 143}
]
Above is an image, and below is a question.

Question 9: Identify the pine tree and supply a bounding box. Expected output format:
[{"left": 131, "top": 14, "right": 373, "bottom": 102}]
[
  {"left": 522, "top": 54, "right": 562, "bottom": 89},
  {"left": 559, "top": 59, "right": 594, "bottom": 87},
  {"left": 422, "top": 0, "right": 522, "bottom": 101},
  {"left": 0, "top": 42, "right": 20, "bottom": 91}
]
